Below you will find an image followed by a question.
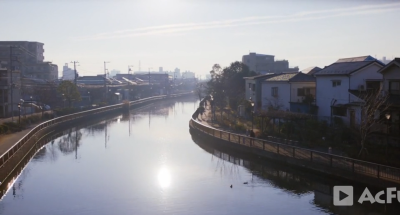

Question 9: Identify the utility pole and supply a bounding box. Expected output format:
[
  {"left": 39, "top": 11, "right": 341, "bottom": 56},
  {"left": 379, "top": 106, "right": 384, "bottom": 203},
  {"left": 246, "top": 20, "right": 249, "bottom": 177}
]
[
  {"left": 9, "top": 45, "right": 13, "bottom": 121},
  {"left": 128, "top": 65, "right": 134, "bottom": 100},
  {"left": 71, "top": 61, "right": 79, "bottom": 85},
  {"left": 104, "top": 61, "right": 110, "bottom": 102},
  {"left": 148, "top": 67, "right": 152, "bottom": 85}
]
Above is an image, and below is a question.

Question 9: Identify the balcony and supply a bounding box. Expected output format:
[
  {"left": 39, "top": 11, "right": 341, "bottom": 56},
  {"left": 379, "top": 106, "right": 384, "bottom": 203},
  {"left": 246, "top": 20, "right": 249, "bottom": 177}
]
[{"left": 0, "top": 77, "right": 8, "bottom": 86}]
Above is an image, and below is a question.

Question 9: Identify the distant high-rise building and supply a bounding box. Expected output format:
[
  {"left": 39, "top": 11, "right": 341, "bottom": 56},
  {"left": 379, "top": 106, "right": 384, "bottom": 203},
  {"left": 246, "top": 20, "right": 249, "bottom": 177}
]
[
  {"left": 0, "top": 41, "right": 58, "bottom": 80},
  {"left": 182, "top": 71, "right": 195, "bottom": 79},
  {"left": 63, "top": 63, "right": 75, "bottom": 80},
  {"left": 242, "top": 52, "right": 298, "bottom": 74},
  {"left": 380, "top": 56, "right": 392, "bottom": 64},
  {"left": 109, "top": 69, "right": 120, "bottom": 78}
]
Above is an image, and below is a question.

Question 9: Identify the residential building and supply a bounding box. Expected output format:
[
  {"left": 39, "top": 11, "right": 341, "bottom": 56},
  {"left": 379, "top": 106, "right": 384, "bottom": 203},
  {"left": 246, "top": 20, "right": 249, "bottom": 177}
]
[
  {"left": 301, "top": 66, "right": 322, "bottom": 76},
  {"left": 260, "top": 73, "right": 316, "bottom": 113},
  {"left": 0, "top": 65, "right": 22, "bottom": 118},
  {"left": 244, "top": 73, "right": 277, "bottom": 112},
  {"left": 314, "top": 59, "right": 384, "bottom": 126},
  {"left": 62, "top": 63, "right": 76, "bottom": 80},
  {"left": 378, "top": 58, "right": 400, "bottom": 140},
  {"left": 24, "top": 62, "right": 58, "bottom": 80},
  {"left": 0, "top": 41, "right": 58, "bottom": 81},
  {"left": 242, "top": 52, "right": 299, "bottom": 74},
  {"left": 0, "top": 41, "right": 44, "bottom": 63}
]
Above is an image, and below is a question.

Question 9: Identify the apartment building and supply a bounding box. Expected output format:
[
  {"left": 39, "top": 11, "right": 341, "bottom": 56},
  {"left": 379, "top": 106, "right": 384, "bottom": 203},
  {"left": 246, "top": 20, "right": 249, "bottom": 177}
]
[{"left": 242, "top": 52, "right": 299, "bottom": 74}]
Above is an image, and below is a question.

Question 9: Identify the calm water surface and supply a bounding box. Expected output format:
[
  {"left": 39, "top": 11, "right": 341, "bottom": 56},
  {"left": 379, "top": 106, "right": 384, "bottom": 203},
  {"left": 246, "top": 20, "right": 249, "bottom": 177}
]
[{"left": 0, "top": 97, "right": 395, "bottom": 215}]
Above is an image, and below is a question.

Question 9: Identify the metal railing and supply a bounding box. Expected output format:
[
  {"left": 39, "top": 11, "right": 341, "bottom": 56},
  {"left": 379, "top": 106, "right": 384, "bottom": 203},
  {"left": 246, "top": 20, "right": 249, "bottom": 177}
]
[
  {"left": 189, "top": 118, "right": 400, "bottom": 184},
  {"left": 0, "top": 92, "right": 192, "bottom": 169}
]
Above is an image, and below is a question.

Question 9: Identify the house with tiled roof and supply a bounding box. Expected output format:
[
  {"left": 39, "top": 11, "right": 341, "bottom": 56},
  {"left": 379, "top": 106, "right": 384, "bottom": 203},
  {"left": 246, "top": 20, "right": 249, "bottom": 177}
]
[
  {"left": 260, "top": 73, "right": 316, "bottom": 113},
  {"left": 301, "top": 66, "right": 322, "bottom": 76},
  {"left": 377, "top": 58, "right": 400, "bottom": 141},
  {"left": 244, "top": 73, "right": 278, "bottom": 112},
  {"left": 314, "top": 59, "right": 385, "bottom": 126},
  {"left": 335, "top": 55, "right": 377, "bottom": 63}
]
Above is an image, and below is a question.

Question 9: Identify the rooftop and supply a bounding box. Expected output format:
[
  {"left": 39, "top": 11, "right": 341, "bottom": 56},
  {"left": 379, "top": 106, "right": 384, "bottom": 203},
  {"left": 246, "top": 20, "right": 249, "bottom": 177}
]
[
  {"left": 248, "top": 52, "right": 274, "bottom": 57},
  {"left": 335, "top": 55, "right": 377, "bottom": 63},
  {"left": 301, "top": 66, "right": 322, "bottom": 75},
  {"left": 243, "top": 73, "right": 276, "bottom": 80},
  {"left": 378, "top": 57, "right": 400, "bottom": 74},
  {"left": 264, "top": 72, "right": 315, "bottom": 82},
  {"left": 314, "top": 61, "right": 383, "bottom": 76}
]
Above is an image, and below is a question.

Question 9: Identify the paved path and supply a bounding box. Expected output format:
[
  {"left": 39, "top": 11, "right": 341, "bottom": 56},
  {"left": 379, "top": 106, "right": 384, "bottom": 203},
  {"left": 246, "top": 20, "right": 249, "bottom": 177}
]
[
  {"left": 0, "top": 111, "right": 51, "bottom": 124},
  {"left": 0, "top": 123, "right": 41, "bottom": 155},
  {"left": 195, "top": 101, "right": 260, "bottom": 136}
]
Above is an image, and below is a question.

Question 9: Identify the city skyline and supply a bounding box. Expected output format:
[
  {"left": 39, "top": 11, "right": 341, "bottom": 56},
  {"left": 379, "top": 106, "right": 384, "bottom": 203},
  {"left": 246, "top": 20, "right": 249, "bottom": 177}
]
[{"left": 1, "top": 0, "right": 399, "bottom": 76}]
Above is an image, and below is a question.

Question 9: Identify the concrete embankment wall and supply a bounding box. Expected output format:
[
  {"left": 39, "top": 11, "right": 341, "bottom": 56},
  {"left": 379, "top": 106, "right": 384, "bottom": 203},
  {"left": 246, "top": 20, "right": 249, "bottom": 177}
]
[
  {"left": 0, "top": 93, "right": 193, "bottom": 191},
  {"left": 189, "top": 118, "right": 400, "bottom": 188}
]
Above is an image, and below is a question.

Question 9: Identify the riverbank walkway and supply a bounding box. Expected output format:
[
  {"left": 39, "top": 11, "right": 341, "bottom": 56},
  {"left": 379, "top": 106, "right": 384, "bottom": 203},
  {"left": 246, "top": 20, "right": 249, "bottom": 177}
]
[
  {"left": 191, "top": 102, "right": 400, "bottom": 185},
  {"left": 0, "top": 111, "right": 52, "bottom": 156},
  {"left": 196, "top": 101, "right": 261, "bottom": 136},
  {"left": 0, "top": 122, "right": 41, "bottom": 156},
  {"left": 0, "top": 111, "right": 51, "bottom": 125}
]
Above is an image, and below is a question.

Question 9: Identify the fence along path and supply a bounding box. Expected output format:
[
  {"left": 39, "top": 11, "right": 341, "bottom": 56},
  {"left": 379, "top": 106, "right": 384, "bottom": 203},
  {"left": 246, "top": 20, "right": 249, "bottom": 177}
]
[
  {"left": 190, "top": 118, "right": 400, "bottom": 184},
  {"left": 0, "top": 93, "right": 190, "bottom": 170}
]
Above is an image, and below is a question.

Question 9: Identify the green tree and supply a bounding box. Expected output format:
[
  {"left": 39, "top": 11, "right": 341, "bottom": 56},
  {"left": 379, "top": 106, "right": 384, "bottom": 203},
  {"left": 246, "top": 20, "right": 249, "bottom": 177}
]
[
  {"left": 57, "top": 81, "right": 81, "bottom": 107},
  {"left": 207, "top": 62, "right": 256, "bottom": 110}
]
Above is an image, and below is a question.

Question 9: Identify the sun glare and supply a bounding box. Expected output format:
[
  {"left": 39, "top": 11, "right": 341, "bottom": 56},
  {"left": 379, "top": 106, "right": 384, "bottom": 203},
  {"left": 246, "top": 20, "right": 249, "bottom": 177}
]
[{"left": 158, "top": 167, "right": 171, "bottom": 189}]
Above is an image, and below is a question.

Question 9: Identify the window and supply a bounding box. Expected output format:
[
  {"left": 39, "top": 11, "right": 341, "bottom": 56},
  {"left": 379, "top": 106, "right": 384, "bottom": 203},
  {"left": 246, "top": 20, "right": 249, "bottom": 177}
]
[
  {"left": 252, "top": 84, "right": 255, "bottom": 92},
  {"left": 332, "top": 80, "right": 341, "bottom": 87},
  {"left": 297, "top": 88, "right": 313, "bottom": 96},
  {"left": 297, "top": 88, "right": 305, "bottom": 96},
  {"left": 389, "top": 81, "right": 400, "bottom": 95},
  {"left": 271, "top": 87, "right": 278, "bottom": 97},
  {"left": 332, "top": 106, "right": 347, "bottom": 116},
  {"left": 366, "top": 81, "right": 381, "bottom": 92}
]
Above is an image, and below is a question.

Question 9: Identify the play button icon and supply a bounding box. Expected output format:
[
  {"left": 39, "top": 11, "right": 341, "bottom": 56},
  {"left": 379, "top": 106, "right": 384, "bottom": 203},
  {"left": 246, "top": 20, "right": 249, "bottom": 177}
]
[
  {"left": 339, "top": 190, "right": 349, "bottom": 201},
  {"left": 334, "top": 186, "right": 354, "bottom": 206}
]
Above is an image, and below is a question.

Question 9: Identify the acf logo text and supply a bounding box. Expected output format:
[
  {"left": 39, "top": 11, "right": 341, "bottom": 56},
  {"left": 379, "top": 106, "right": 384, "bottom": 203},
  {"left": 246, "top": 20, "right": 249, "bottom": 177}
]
[{"left": 334, "top": 186, "right": 400, "bottom": 206}]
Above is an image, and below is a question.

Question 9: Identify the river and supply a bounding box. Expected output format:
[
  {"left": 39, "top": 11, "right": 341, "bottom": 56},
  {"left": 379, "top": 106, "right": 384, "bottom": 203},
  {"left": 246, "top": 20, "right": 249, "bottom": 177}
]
[{"left": 0, "top": 96, "right": 397, "bottom": 215}]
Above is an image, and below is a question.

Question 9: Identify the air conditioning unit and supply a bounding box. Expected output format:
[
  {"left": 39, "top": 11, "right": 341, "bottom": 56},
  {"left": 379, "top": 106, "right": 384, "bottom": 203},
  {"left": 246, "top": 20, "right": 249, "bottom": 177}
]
[{"left": 358, "top": 85, "right": 365, "bottom": 91}]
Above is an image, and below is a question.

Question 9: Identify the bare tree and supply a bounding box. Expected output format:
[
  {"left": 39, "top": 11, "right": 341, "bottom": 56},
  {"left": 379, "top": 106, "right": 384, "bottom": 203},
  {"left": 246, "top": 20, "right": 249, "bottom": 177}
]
[
  {"left": 264, "top": 97, "right": 285, "bottom": 111},
  {"left": 354, "top": 92, "right": 389, "bottom": 156}
]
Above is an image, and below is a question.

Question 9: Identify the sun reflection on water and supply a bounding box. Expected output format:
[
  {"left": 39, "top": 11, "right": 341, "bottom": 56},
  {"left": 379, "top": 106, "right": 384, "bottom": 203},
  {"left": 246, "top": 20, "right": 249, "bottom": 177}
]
[{"left": 158, "top": 167, "right": 171, "bottom": 189}]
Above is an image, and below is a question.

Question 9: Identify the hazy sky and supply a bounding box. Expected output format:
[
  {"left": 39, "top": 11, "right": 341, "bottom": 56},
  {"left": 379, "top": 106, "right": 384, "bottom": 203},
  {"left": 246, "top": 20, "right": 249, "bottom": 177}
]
[{"left": 1, "top": 0, "right": 399, "bottom": 77}]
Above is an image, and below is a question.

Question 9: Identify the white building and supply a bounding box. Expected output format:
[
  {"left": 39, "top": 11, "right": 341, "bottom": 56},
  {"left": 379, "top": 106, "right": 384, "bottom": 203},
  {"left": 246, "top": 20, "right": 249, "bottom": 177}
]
[
  {"left": 260, "top": 73, "right": 316, "bottom": 113},
  {"left": 109, "top": 69, "right": 120, "bottom": 78},
  {"left": 182, "top": 71, "right": 195, "bottom": 79},
  {"left": 244, "top": 73, "right": 277, "bottom": 112},
  {"left": 315, "top": 59, "right": 384, "bottom": 126},
  {"left": 62, "top": 63, "right": 75, "bottom": 80}
]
